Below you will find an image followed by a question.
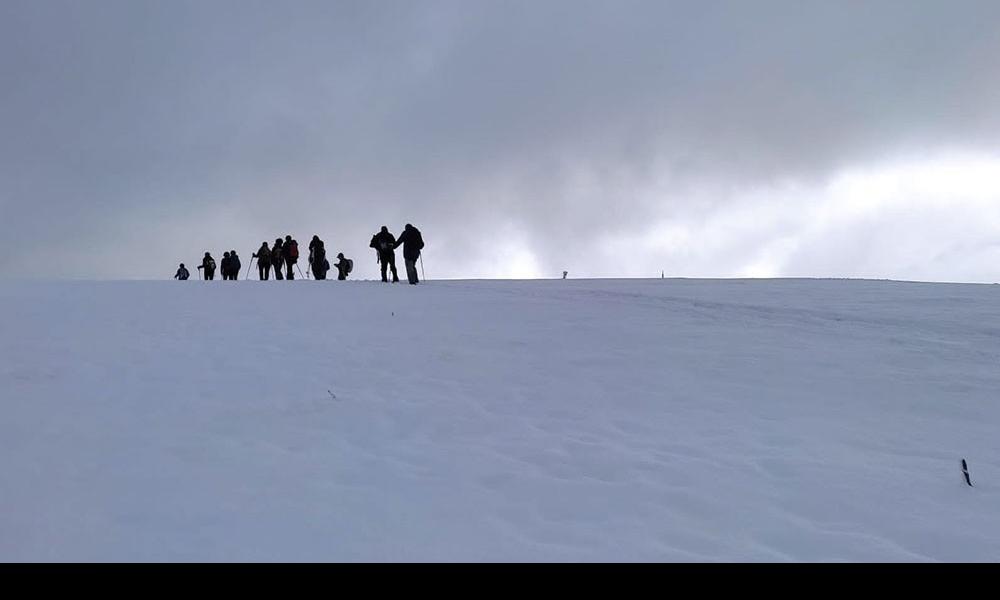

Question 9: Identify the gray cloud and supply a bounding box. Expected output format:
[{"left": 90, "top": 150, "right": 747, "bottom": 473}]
[{"left": 3, "top": 0, "right": 1000, "bottom": 281}]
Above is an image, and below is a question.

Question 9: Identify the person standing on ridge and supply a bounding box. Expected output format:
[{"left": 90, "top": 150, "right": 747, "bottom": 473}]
[
  {"left": 394, "top": 223, "right": 425, "bottom": 285},
  {"left": 229, "top": 250, "right": 241, "bottom": 281},
  {"left": 220, "top": 252, "right": 232, "bottom": 280},
  {"left": 310, "top": 238, "right": 330, "bottom": 280},
  {"left": 175, "top": 263, "right": 190, "bottom": 280},
  {"left": 335, "top": 253, "right": 353, "bottom": 280},
  {"left": 283, "top": 235, "right": 299, "bottom": 280},
  {"left": 308, "top": 236, "right": 321, "bottom": 271},
  {"left": 197, "top": 252, "right": 217, "bottom": 280},
  {"left": 271, "top": 238, "right": 284, "bottom": 280},
  {"left": 369, "top": 226, "right": 399, "bottom": 283},
  {"left": 253, "top": 242, "right": 272, "bottom": 280},
  {"left": 308, "top": 235, "right": 323, "bottom": 278}
]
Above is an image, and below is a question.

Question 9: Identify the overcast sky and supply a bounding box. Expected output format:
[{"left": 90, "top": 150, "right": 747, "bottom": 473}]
[{"left": 3, "top": 0, "right": 1000, "bottom": 281}]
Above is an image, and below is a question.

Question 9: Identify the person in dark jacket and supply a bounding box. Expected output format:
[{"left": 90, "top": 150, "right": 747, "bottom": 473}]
[
  {"left": 308, "top": 235, "right": 323, "bottom": 279},
  {"left": 175, "top": 263, "right": 190, "bottom": 280},
  {"left": 271, "top": 238, "right": 285, "bottom": 280},
  {"left": 335, "top": 253, "right": 352, "bottom": 281},
  {"left": 253, "top": 242, "right": 272, "bottom": 280},
  {"left": 220, "top": 252, "right": 232, "bottom": 280},
  {"left": 394, "top": 223, "right": 424, "bottom": 284},
  {"left": 197, "top": 252, "right": 216, "bottom": 280},
  {"left": 369, "top": 226, "right": 399, "bottom": 283},
  {"left": 308, "top": 235, "right": 321, "bottom": 266},
  {"left": 230, "top": 250, "right": 241, "bottom": 280},
  {"left": 283, "top": 235, "right": 299, "bottom": 280},
  {"left": 310, "top": 239, "right": 330, "bottom": 280}
]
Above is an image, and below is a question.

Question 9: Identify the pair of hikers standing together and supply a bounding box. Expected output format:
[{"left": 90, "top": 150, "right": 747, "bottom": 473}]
[{"left": 370, "top": 224, "right": 425, "bottom": 285}]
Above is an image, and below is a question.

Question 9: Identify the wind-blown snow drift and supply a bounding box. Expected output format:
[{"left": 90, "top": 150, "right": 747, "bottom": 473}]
[{"left": 1, "top": 279, "right": 998, "bottom": 561}]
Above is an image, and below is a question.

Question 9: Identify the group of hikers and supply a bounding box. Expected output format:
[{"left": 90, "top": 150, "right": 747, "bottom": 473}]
[{"left": 173, "top": 224, "right": 425, "bottom": 285}]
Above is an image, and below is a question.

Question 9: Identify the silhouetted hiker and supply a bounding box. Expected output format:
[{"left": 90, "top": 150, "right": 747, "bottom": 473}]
[
  {"left": 283, "top": 235, "right": 299, "bottom": 280},
  {"left": 253, "top": 243, "right": 272, "bottom": 280},
  {"left": 308, "top": 236, "right": 321, "bottom": 269},
  {"left": 230, "top": 250, "right": 241, "bottom": 280},
  {"left": 175, "top": 263, "right": 190, "bottom": 280},
  {"left": 335, "top": 253, "right": 353, "bottom": 281},
  {"left": 197, "top": 252, "right": 216, "bottom": 280},
  {"left": 272, "top": 238, "right": 285, "bottom": 280},
  {"left": 308, "top": 235, "right": 323, "bottom": 278},
  {"left": 311, "top": 239, "right": 330, "bottom": 280},
  {"left": 221, "top": 252, "right": 233, "bottom": 280},
  {"left": 394, "top": 223, "right": 425, "bottom": 284},
  {"left": 369, "top": 226, "right": 399, "bottom": 283}
]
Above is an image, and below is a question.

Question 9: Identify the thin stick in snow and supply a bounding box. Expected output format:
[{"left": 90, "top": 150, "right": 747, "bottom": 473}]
[{"left": 962, "top": 459, "right": 973, "bottom": 487}]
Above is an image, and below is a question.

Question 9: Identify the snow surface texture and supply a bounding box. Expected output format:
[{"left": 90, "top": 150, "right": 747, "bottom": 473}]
[{"left": 2, "top": 279, "right": 998, "bottom": 562}]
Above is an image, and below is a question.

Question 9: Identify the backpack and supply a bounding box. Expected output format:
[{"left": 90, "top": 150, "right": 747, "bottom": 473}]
[
  {"left": 207, "top": 257, "right": 216, "bottom": 270},
  {"left": 346, "top": 259, "right": 353, "bottom": 274},
  {"left": 289, "top": 242, "right": 299, "bottom": 259}
]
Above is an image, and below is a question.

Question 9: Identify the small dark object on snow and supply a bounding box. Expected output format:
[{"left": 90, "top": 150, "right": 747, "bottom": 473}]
[
  {"left": 327, "top": 390, "right": 337, "bottom": 401},
  {"left": 962, "top": 459, "right": 973, "bottom": 487}
]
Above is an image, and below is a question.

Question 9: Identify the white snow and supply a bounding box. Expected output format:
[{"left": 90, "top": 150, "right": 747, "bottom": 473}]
[{"left": 2, "top": 278, "right": 999, "bottom": 561}]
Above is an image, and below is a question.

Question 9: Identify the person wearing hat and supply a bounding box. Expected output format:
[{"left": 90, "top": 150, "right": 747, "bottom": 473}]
[
  {"left": 197, "top": 252, "right": 216, "bottom": 280},
  {"left": 335, "top": 253, "right": 353, "bottom": 281}
]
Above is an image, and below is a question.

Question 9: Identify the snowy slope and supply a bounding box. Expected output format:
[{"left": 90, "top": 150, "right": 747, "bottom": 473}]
[{"left": 2, "top": 278, "right": 999, "bottom": 562}]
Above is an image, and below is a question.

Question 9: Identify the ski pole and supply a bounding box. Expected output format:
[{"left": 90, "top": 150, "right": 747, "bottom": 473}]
[
  {"left": 296, "top": 263, "right": 306, "bottom": 279},
  {"left": 245, "top": 257, "right": 256, "bottom": 280},
  {"left": 420, "top": 254, "right": 426, "bottom": 281}
]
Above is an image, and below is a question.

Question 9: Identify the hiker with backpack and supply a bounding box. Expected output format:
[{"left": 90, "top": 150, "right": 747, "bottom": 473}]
[
  {"left": 175, "top": 263, "right": 190, "bottom": 280},
  {"left": 229, "top": 250, "right": 241, "bottom": 280},
  {"left": 335, "top": 253, "right": 353, "bottom": 280},
  {"left": 369, "top": 226, "right": 399, "bottom": 283},
  {"left": 271, "top": 238, "right": 285, "bottom": 280},
  {"left": 197, "top": 252, "right": 217, "bottom": 280},
  {"left": 253, "top": 242, "right": 272, "bottom": 280},
  {"left": 310, "top": 237, "right": 330, "bottom": 280},
  {"left": 394, "top": 223, "right": 425, "bottom": 285},
  {"left": 283, "top": 235, "right": 299, "bottom": 280}
]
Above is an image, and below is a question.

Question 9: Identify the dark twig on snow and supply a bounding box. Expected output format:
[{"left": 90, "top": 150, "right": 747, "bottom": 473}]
[{"left": 961, "top": 459, "right": 973, "bottom": 487}]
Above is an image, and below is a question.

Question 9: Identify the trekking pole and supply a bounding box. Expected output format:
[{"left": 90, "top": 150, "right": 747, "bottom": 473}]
[
  {"left": 296, "top": 263, "right": 306, "bottom": 280},
  {"left": 420, "top": 254, "right": 426, "bottom": 281},
  {"left": 245, "top": 257, "right": 256, "bottom": 280}
]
